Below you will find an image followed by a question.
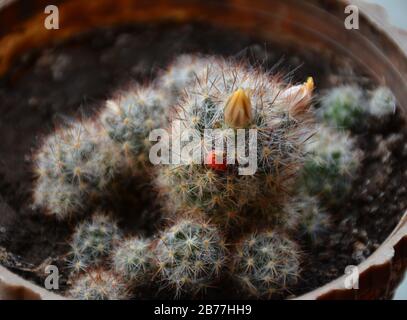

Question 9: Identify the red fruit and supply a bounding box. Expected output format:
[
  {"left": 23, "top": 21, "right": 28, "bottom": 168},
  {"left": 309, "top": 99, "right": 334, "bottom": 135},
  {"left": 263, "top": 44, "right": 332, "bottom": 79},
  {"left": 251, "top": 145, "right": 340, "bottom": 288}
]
[{"left": 206, "top": 151, "right": 227, "bottom": 171}]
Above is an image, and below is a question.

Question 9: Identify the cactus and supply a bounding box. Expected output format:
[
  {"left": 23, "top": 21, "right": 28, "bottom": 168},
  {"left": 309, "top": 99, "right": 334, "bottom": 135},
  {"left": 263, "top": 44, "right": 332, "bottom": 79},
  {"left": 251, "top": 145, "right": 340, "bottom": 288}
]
[
  {"left": 69, "top": 213, "right": 121, "bottom": 272},
  {"left": 33, "top": 121, "right": 121, "bottom": 219},
  {"left": 318, "top": 85, "right": 365, "bottom": 130},
  {"left": 368, "top": 86, "right": 396, "bottom": 118},
  {"left": 158, "top": 54, "right": 217, "bottom": 104},
  {"left": 100, "top": 85, "right": 168, "bottom": 169},
  {"left": 69, "top": 269, "right": 129, "bottom": 300},
  {"left": 154, "top": 218, "right": 227, "bottom": 297},
  {"left": 155, "top": 57, "right": 315, "bottom": 223},
  {"left": 232, "top": 230, "right": 301, "bottom": 298},
  {"left": 284, "top": 194, "right": 330, "bottom": 243},
  {"left": 299, "top": 125, "right": 362, "bottom": 205},
  {"left": 113, "top": 237, "right": 155, "bottom": 286}
]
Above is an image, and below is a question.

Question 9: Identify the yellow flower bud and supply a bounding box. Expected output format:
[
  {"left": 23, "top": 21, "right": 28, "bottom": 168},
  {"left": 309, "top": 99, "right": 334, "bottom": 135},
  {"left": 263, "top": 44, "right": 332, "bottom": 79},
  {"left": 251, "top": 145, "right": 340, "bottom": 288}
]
[{"left": 224, "top": 88, "right": 252, "bottom": 128}]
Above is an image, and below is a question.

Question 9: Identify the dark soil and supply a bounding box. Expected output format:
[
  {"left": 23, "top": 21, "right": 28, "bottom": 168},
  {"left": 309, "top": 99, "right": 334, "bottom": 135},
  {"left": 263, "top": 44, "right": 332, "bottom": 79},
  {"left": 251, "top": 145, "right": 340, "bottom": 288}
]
[{"left": 0, "top": 23, "right": 405, "bottom": 299}]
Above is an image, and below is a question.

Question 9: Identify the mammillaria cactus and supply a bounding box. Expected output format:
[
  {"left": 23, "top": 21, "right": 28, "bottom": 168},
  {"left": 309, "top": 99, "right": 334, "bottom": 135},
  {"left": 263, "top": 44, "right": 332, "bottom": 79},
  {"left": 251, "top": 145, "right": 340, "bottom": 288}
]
[
  {"left": 300, "top": 125, "right": 362, "bottom": 205},
  {"left": 368, "top": 86, "right": 396, "bottom": 118},
  {"left": 155, "top": 56, "right": 315, "bottom": 223},
  {"left": 318, "top": 85, "right": 365, "bottom": 130},
  {"left": 68, "top": 213, "right": 121, "bottom": 273},
  {"left": 232, "top": 230, "right": 301, "bottom": 298},
  {"left": 32, "top": 121, "right": 121, "bottom": 219},
  {"left": 100, "top": 85, "right": 168, "bottom": 169},
  {"left": 284, "top": 194, "right": 330, "bottom": 243},
  {"left": 69, "top": 269, "right": 129, "bottom": 300},
  {"left": 158, "top": 54, "right": 217, "bottom": 104},
  {"left": 113, "top": 237, "right": 155, "bottom": 286},
  {"left": 154, "top": 218, "right": 227, "bottom": 297}
]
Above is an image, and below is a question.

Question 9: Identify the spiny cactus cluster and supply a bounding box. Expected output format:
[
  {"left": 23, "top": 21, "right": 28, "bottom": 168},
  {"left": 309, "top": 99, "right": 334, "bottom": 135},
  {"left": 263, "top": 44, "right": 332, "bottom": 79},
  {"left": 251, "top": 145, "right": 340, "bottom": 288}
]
[
  {"left": 368, "top": 86, "right": 396, "bottom": 119},
  {"left": 155, "top": 57, "right": 315, "bottom": 224},
  {"left": 68, "top": 213, "right": 121, "bottom": 273},
  {"left": 100, "top": 86, "right": 168, "bottom": 169},
  {"left": 232, "top": 230, "right": 301, "bottom": 298},
  {"left": 31, "top": 53, "right": 396, "bottom": 299},
  {"left": 33, "top": 122, "right": 121, "bottom": 219},
  {"left": 318, "top": 85, "right": 396, "bottom": 130},
  {"left": 69, "top": 269, "right": 129, "bottom": 300},
  {"left": 155, "top": 218, "right": 226, "bottom": 297},
  {"left": 300, "top": 125, "right": 362, "bottom": 205},
  {"left": 113, "top": 237, "right": 155, "bottom": 286},
  {"left": 284, "top": 194, "right": 330, "bottom": 243}
]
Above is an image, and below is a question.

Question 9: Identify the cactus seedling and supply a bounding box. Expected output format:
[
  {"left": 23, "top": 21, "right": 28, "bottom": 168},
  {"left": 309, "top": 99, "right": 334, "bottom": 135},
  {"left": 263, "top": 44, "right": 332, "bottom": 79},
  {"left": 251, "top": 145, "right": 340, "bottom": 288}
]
[
  {"left": 300, "top": 125, "right": 362, "bottom": 205},
  {"left": 69, "top": 213, "right": 121, "bottom": 272},
  {"left": 318, "top": 85, "right": 365, "bottom": 130},
  {"left": 158, "top": 54, "right": 218, "bottom": 103},
  {"left": 69, "top": 269, "right": 129, "bottom": 300},
  {"left": 154, "top": 218, "right": 227, "bottom": 297},
  {"left": 284, "top": 194, "right": 330, "bottom": 243},
  {"left": 368, "top": 86, "right": 396, "bottom": 118},
  {"left": 113, "top": 237, "right": 155, "bottom": 286},
  {"left": 232, "top": 230, "right": 301, "bottom": 298}
]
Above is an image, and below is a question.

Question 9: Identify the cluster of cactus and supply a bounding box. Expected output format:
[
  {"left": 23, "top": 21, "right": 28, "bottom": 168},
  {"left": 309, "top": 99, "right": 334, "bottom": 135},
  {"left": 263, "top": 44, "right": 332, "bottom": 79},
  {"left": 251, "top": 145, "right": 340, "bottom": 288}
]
[
  {"left": 155, "top": 57, "right": 315, "bottom": 225},
  {"left": 32, "top": 53, "right": 397, "bottom": 299},
  {"left": 318, "top": 85, "right": 396, "bottom": 130}
]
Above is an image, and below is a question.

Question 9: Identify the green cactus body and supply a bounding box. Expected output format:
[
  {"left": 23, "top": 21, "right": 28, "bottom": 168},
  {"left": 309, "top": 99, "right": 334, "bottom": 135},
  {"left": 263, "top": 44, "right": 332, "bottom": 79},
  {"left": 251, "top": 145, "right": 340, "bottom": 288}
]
[
  {"left": 232, "top": 231, "right": 301, "bottom": 298},
  {"left": 69, "top": 213, "right": 121, "bottom": 272},
  {"left": 113, "top": 237, "right": 155, "bottom": 286},
  {"left": 154, "top": 218, "right": 226, "bottom": 297},
  {"left": 70, "top": 269, "right": 128, "bottom": 300},
  {"left": 300, "top": 125, "right": 361, "bottom": 205},
  {"left": 319, "top": 86, "right": 365, "bottom": 129},
  {"left": 368, "top": 86, "right": 396, "bottom": 118}
]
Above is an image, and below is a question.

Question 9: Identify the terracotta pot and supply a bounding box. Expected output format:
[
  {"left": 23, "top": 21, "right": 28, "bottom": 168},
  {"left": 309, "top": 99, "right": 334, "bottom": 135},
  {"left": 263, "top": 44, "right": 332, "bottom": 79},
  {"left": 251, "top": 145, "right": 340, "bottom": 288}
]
[{"left": 0, "top": 0, "right": 406, "bottom": 300}]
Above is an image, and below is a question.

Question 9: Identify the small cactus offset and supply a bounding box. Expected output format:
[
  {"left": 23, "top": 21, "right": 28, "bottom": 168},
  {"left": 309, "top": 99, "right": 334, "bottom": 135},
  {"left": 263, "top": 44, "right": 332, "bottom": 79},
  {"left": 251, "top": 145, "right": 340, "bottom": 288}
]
[
  {"left": 69, "top": 269, "right": 129, "bottom": 300},
  {"left": 284, "top": 194, "right": 330, "bottom": 243},
  {"left": 318, "top": 85, "right": 365, "bottom": 130},
  {"left": 154, "top": 218, "right": 227, "bottom": 297},
  {"left": 100, "top": 85, "right": 168, "bottom": 169},
  {"left": 155, "top": 57, "right": 315, "bottom": 222},
  {"left": 69, "top": 213, "right": 121, "bottom": 273},
  {"left": 299, "top": 125, "right": 362, "bottom": 205},
  {"left": 158, "top": 54, "right": 217, "bottom": 103},
  {"left": 368, "top": 86, "right": 396, "bottom": 118},
  {"left": 232, "top": 230, "right": 301, "bottom": 298},
  {"left": 113, "top": 237, "right": 155, "bottom": 286},
  {"left": 33, "top": 121, "right": 121, "bottom": 219}
]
